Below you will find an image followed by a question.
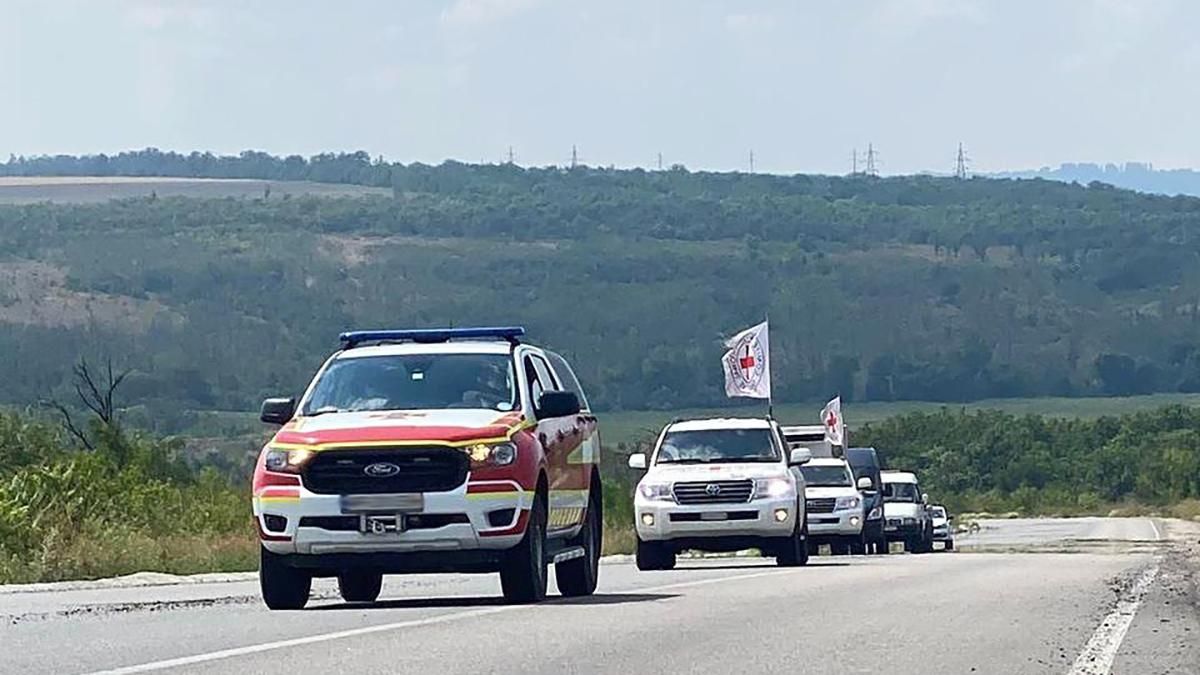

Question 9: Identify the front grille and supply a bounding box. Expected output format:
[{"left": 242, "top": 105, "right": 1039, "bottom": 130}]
[
  {"left": 672, "top": 480, "right": 753, "bottom": 505},
  {"left": 303, "top": 447, "right": 469, "bottom": 495},
  {"left": 887, "top": 518, "right": 902, "bottom": 527},
  {"left": 806, "top": 497, "right": 837, "bottom": 514}
]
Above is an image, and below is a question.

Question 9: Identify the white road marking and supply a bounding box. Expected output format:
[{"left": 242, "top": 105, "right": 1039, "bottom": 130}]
[
  {"left": 1148, "top": 519, "right": 1162, "bottom": 542},
  {"left": 82, "top": 567, "right": 791, "bottom": 675},
  {"left": 1066, "top": 562, "right": 1160, "bottom": 675}
]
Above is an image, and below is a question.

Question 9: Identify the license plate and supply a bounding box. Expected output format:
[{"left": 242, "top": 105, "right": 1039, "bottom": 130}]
[
  {"left": 341, "top": 493, "right": 424, "bottom": 514},
  {"left": 361, "top": 515, "right": 406, "bottom": 535},
  {"left": 700, "top": 512, "right": 728, "bottom": 521}
]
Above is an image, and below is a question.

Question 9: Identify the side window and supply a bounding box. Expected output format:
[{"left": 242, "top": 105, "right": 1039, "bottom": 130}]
[{"left": 545, "top": 352, "right": 590, "bottom": 411}]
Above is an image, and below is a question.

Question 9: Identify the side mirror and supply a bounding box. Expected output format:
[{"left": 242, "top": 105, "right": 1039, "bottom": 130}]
[
  {"left": 921, "top": 492, "right": 930, "bottom": 505},
  {"left": 856, "top": 476, "right": 873, "bottom": 490},
  {"left": 948, "top": 515, "right": 955, "bottom": 521},
  {"left": 535, "top": 391, "right": 581, "bottom": 419},
  {"left": 627, "top": 453, "right": 647, "bottom": 470},
  {"left": 260, "top": 397, "right": 296, "bottom": 425},
  {"left": 789, "top": 447, "right": 812, "bottom": 465}
]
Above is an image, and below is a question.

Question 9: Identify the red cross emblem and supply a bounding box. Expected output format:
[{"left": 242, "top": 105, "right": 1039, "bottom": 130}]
[
  {"left": 738, "top": 344, "right": 756, "bottom": 374},
  {"left": 825, "top": 410, "right": 838, "bottom": 430}
]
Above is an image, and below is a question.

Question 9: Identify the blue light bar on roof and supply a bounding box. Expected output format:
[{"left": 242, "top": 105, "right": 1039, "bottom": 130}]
[{"left": 338, "top": 326, "right": 526, "bottom": 348}]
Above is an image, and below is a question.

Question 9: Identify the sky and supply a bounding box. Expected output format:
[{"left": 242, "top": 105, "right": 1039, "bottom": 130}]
[{"left": 2, "top": 0, "right": 1199, "bottom": 175}]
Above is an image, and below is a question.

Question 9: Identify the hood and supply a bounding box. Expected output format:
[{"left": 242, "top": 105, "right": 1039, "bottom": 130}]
[
  {"left": 646, "top": 462, "right": 788, "bottom": 483},
  {"left": 884, "top": 502, "right": 923, "bottom": 518},
  {"left": 804, "top": 486, "right": 859, "bottom": 499},
  {"left": 271, "top": 409, "right": 526, "bottom": 448}
]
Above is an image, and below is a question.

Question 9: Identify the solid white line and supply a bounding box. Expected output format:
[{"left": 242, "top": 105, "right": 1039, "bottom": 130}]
[
  {"left": 83, "top": 567, "right": 790, "bottom": 675},
  {"left": 1066, "top": 562, "right": 1160, "bottom": 675},
  {"left": 1148, "top": 519, "right": 1162, "bottom": 542}
]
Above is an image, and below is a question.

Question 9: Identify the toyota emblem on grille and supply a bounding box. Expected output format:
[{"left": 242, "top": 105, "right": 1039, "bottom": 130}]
[
  {"left": 363, "top": 462, "right": 401, "bottom": 478},
  {"left": 705, "top": 483, "right": 722, "bottom": 496}
]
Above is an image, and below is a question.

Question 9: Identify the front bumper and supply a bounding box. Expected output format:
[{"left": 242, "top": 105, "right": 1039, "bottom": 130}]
[
  {"left": 806, "top": 509, "right": 865, "bottom": 537},
  {"left": 884, "top": 518, "right": 925, "bottom": 540},
  {"left": 634, "top": 496, "right": 798, "bottom": 542},
  {"left": 252, "top": 478, "right": 534, "bottom": 556},
  {"left": 932, "top": 525, "right": 953, "bottom": 542}
]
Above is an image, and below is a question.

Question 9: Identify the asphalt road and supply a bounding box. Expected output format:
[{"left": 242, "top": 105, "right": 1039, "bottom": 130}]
[{"left": 2, "top": 518, "right": 1196, "bottom": 675}]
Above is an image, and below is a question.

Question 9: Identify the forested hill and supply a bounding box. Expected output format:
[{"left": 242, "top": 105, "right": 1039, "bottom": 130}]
[{"left": 2, "top": 150, "right": 1200, "bottom": 430}]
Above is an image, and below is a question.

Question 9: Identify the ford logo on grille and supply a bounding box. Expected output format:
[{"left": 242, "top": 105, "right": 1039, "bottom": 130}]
[
  {"left": 363, "top": 462, "right": 401, "bottom": 478},
  {"left": 705, "top": 483, "right": 722, "bottom": 496}
]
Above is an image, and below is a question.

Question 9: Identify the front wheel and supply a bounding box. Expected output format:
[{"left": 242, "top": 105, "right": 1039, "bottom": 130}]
[
  {"left": 500, "top": 493, "right": 548, "bottom": 603},
  {"left": 556, "top": 487, "right": 601, "bottom": 597},
  {"left": 636, "top": 538, "right": 675, "bottom": 571},
  {"left": 259, "top": 546, "right": 311, "bottom": 610},
  {"left": 944, "top": 539, "right": 955, "bottom": 551},
  {"left": 337, "top": 571, "right": 382, "bottom": 603}
]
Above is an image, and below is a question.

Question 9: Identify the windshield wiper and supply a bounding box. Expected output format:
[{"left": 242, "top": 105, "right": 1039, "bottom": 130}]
[{"left": 304, "top": 406, "right": 346, "bottom": 417}]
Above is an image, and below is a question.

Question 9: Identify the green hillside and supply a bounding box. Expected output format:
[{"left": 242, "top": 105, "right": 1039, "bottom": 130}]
[{"left": 3, "top": 152, "right": 1200, "bottom": 429}]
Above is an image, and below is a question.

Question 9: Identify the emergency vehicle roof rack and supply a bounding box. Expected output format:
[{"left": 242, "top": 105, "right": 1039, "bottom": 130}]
[{"left": 339, "top": 326, "right": 525, "bottom": 349}]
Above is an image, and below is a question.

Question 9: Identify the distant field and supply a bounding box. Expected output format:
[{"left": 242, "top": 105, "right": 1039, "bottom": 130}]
[
  {"left": 0, "top": 176, "right": 388, "bottom": 203},
  {"left": 179, "top": 393, "right": 1200, "bottom": 453}
]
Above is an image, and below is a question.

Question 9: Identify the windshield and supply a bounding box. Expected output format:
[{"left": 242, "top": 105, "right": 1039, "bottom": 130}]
[
  {"left": 655, "top": 428, "right": 780, "bottom": 464},
  {"left": 799, "top": 465, "right": 852, "bottom": 487},
  {"left": 302, "top": 353, "right": 516, "bottom": 414},
  {"left": 883, "top": 482, "right": 920, "bottom": 503},
  {"left": 930, "top": 507, "right": 947, "bottom": 519}
]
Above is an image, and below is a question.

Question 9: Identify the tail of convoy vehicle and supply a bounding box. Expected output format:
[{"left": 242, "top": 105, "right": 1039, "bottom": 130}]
[
  {"left": 628, "top": 418, "right": 812, "bottom": 570},
  {"left": 845, "top": 447, "right": 887, "bottom": 554},
  {"left": 797, "top": 458, "right": 869, "bottom": 555},
  {"left": 880, "top": 470, "right": 934, "bottom": 553},
  {"left": 252, "top": 327, "right": 602, "bottom": 609}
]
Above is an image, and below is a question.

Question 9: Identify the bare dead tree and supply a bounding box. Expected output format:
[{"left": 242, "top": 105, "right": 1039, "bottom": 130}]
[{"left": 41, "top": 357, "right": 130, "bottom": 451}]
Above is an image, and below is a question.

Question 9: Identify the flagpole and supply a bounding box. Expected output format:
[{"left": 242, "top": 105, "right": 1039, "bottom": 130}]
[{"left": 765, "top": 313, "right": 772, "bottom": 419}]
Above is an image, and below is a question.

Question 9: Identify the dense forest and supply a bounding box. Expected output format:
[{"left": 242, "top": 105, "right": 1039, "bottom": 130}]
[{"left": 3, "top": 150, "right": 1200, "bottom": 429}]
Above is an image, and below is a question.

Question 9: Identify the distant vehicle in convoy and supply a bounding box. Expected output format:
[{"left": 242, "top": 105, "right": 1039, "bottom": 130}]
[
  {"left": 252, "top": 327, "right": 602, "bottom": 609},
  {"left": 928, "top": 504, "right": 954, "bottom": 551},
  {"left": 881, "top": 471, "right": 934, "bottom": 553},
  {"left": 781, "top": 424, "right": 840, "bottom": 458},
  {"left": 798, "top": 458, "right": 867, "bottom": 555},
  {"left": 845, "top": 447, "right": 887, "bottom": 554},
  {"left": 628, "top": 418, "right": 811, "bottom": 570}
]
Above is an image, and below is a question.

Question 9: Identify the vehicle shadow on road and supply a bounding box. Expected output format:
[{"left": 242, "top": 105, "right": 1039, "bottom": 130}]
[
  {"left": 673, "top": 562, "right": 851, "bottom": 571},
  {"left": 309, "top": 592, "right": 677, "bottom": 611}
]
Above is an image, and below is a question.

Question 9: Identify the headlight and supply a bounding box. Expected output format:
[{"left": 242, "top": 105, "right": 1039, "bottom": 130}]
[
  {"left": 868, "top": 506, "right": 882, "bottom": 520},
  {"left": 753, "top": 477, "right": 795, "bottom": 499},
  {"left": 465, "top": 443, "right": 517, "bottom": 467},
  {"left": 263, "top": 448, "right": 315, "bottom": 474},
  {"left": 835, "top": 496, "right": 861, "bottom": 511},
  {"left": 638, "top": 482, "right": 673, "bottom": 502}
]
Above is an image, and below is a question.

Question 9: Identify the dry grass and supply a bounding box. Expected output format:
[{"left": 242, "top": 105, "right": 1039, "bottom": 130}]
[{"left": 0, "top": 261, "right": 176, "bottom": 331}]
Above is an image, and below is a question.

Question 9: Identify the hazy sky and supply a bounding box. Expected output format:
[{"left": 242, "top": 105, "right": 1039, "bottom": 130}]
[{"left": 3, "top": 0, "right": 1199, "bottom": 175}]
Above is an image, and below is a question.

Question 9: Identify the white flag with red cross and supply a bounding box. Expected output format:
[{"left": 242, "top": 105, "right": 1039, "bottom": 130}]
[
  {"left": 722, "top": 321, "right": 771, "bottom": 399},
  {"left": 821, "top": 395, "right": 845, "bottom": 446}
]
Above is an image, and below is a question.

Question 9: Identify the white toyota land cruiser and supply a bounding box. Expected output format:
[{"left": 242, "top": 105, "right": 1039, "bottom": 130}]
[{"left": 628, "top": 418, "right": 811, "bottom": 570}]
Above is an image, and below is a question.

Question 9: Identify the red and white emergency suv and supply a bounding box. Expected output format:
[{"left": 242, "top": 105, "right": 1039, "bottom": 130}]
[{"left": 252, "top": 327, "right": 602, "bottom": 609}]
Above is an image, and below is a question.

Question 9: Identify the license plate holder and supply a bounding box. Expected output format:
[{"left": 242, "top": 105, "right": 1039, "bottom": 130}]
[
  {"left": 341, "top": 493, "right": 424, "bottom": 514},
  {"left": 700, "top": 511, "right": 728, "bottom": 521},
  {"left": 360, "top": 514, "right": 406, "bottom": 535}
]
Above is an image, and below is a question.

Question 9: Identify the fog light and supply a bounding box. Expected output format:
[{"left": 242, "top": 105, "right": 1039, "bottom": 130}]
[
  {"left": 263, "top": 514, "right": 288, "bottom": 533},
  {"left": 773, "top": 508, "right": 789, "bottom": 523},
  {"left": 640, "top": 513, "right": 655, "bottom": 527},
  {"left": 850, "top": 516, "right": 861, "bottom": 527}
]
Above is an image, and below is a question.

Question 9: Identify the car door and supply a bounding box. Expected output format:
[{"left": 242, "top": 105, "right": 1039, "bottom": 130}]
[{"left": 520, "top": 349, "right": 582, "bottom": 534}]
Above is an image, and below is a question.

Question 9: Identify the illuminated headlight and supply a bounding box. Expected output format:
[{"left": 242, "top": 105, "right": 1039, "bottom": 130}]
[
  {"left": 753, "top": 477, "right": 795, "bottom": 499},
  {"left": 641, "top": 513, "right": 656, "bottom": 526},
  {"left": 466, "top": 443, "right": 517, "bottom": 467},
  {"left": 264, "top": 448, "right": 315, "bottom": 474},
  {"left": 638, "top": 482, "right": 673, "bottom": 502},
  {"left": 834, "top": 496, "right": 861, "bottom": 511},
  {"left": 868, "top": 506, "right": 882, "bottom": 520}
]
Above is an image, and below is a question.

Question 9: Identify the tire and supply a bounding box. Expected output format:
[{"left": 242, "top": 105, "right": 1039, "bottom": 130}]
[
  {"left": 775, "top": 522, "right": 809, "bottom": 567},
  {"left": 337, "top": 571, "right": 382, "bottom": 603},
  {"left": 556, "top": 486, "right": 601, "bottom": 597},
  {"left": 636, "top": 538, "right": 675, "bottom": 571},
  {"left": 500, "top": 492, "right": 548, "bottom": 604},
  {"left": 831, "top": 542, "right": 850, "bottom": 556},
  {"left": 875, "top": 538, "right": 890, "bottom": 554},
  {"left": 944, "top": 539, "right": 955, "bottom": 551},
  {"left": 850, "top": 538, "right": 866, "bottom": 555},
  {"left": 259, "top": 546, "right": 311, "bottom": 610}
]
